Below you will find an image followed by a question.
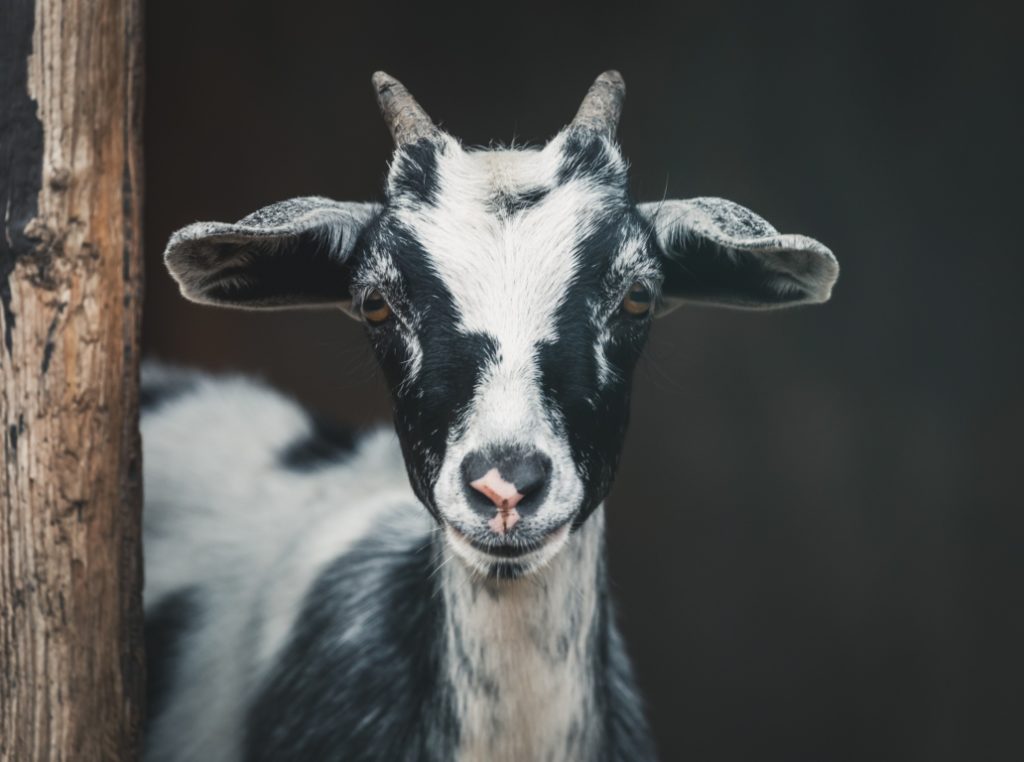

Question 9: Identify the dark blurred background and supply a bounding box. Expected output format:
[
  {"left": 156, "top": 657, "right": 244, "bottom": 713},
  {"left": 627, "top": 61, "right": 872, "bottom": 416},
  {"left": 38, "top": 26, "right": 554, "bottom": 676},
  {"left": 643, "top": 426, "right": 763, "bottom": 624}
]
[{"left": 144, "top": 1, "right": 1022, "bottom": 759}]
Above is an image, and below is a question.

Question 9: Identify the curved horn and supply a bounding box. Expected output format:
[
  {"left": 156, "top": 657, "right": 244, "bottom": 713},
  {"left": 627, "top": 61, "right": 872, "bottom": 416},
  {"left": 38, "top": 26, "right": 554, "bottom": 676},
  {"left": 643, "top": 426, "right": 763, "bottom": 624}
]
[
  {"left": 372, "top": 71, "right": 439, "bottom": 146},
  {"left": 571, "top": 70, "right": 626, "bottom": 137}
]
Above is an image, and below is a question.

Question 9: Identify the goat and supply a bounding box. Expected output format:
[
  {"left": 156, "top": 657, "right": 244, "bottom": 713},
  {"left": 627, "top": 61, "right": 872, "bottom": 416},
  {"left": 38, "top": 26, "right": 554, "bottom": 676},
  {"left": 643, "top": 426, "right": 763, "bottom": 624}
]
[{"left": 142, "top": 71, "right": 839, "bottom": 762}]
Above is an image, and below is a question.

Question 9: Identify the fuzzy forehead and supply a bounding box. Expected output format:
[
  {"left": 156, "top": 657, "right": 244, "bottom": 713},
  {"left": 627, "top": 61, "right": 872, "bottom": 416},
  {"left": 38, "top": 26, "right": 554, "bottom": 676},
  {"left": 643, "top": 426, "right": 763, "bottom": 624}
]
[
  {"left": 386, "top": 130, "right": 629, "bottom": 212},
  {"left": 376, "top": 131, "right": 648, "bottom": 340}
]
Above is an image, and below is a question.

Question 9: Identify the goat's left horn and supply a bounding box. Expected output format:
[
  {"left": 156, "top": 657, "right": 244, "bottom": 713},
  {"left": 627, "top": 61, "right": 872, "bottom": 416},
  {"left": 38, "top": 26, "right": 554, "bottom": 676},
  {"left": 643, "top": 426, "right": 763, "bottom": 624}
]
[
  {"left": 570, "top": 70, "right": 626, "bottom": 137},
  {"left": 372, "top": 71, "right": 439, "bottom": 147}
]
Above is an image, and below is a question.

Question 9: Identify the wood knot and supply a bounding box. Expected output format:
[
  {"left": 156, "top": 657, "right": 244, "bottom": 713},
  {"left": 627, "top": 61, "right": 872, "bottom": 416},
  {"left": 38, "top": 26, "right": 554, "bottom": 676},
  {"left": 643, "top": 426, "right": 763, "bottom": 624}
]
[{"left": 48, "top": 168, "right": 71, "bottom": 191}]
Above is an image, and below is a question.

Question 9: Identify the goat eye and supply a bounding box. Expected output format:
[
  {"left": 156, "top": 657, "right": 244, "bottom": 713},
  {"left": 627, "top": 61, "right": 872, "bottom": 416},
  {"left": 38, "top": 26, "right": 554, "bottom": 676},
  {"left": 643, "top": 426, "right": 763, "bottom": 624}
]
[
  {"left": 361, "top": 290, "right": 392, "bottom": 325},
  {"left": 621, "top": 282, "right": 653, "bottom": 317}
]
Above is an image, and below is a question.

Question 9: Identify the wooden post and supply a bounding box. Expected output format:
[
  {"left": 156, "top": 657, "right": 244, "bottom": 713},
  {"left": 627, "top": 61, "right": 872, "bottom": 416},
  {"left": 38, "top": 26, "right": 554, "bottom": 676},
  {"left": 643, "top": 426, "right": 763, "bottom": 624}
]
[{"left": 0, "top": 0, "right": 145, "bottom": 760}]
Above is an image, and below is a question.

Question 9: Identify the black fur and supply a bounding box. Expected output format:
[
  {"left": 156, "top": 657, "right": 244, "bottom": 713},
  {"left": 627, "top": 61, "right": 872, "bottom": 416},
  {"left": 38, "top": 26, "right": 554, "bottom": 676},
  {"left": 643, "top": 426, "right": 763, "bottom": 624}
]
[
  {"left": 557, "top": 129, "right": 627, "bottom": 187},
  {"left": 389, "top": 139, "right": 442, "bottom": 207},
  {"left": 279, "top": 413, "right": 356, "bottom": 471},
  {"left": 145, "top": 588, "right": 201, "bottom": 732},
  {"left": 538, "top": 211, "right": 654, "bottom": 525},
  {"left": 543, "top": 133, "right": 654, "bottom": 525},
  {"left": 140, "top": 374, "right": 197, "bottom": 413},
  {"left": 244, "top": 524, "right": 458, "bottom": 762},
  {"left": 489, "top": 185, "right": 550, "bottom": 216},
  {"left": 594, "top": 602, "right": 660, "bottom": 761}
]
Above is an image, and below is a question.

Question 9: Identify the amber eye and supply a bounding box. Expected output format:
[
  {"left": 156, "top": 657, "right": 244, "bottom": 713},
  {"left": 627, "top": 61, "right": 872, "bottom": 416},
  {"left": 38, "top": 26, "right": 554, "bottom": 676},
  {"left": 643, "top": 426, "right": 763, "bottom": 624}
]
[
  {"left": 360, "top": 289, "right": 392, "bottom": 325},
  {"left": 622, "top": 282, "right": 653, "bottom": 317}
]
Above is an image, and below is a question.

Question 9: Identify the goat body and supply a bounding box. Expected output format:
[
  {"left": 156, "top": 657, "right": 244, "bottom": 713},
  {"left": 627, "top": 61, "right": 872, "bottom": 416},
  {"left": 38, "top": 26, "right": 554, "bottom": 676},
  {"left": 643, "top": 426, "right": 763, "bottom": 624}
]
[{"left": 144, "top": 71, "right": 837, "bottom": 761}]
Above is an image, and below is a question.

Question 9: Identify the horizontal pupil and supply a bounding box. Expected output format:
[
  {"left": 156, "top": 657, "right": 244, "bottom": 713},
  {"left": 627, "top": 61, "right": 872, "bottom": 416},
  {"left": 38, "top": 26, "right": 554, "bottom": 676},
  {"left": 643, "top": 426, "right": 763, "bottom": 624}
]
[{"left": 629, "top": 288, "right": 650, "bottom": 302}]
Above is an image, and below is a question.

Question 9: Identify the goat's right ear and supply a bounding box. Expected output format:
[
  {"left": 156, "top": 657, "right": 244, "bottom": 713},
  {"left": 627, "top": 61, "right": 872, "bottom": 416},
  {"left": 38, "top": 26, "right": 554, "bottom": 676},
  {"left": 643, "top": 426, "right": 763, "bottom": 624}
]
[{"left": 164, "top": 197, "right": 381, "bottom": 310}]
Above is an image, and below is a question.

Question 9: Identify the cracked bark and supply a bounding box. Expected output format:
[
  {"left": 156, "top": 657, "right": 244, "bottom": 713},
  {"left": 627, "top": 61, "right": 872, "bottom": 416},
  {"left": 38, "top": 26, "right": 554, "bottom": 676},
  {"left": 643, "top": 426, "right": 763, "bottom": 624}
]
[{"left": 0, "top": 0, "right": 145, "bottom": 760}]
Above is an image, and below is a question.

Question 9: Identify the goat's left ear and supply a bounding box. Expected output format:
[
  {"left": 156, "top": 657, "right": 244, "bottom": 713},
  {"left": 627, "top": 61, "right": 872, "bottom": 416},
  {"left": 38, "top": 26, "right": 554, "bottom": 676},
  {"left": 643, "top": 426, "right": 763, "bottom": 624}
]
[
  {"left": 164, "top": 197, "right": 381, "bottom": 310},
  {"left": 638, "top": 198, "right": 839, "bottom": 312}
]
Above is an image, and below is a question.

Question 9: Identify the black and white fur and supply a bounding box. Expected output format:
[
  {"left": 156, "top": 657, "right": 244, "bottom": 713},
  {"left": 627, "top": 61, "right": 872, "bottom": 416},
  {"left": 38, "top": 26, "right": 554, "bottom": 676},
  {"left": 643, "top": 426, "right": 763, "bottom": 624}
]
[{"left": 143, "top": 72, "right": 838, "bottom": 761}]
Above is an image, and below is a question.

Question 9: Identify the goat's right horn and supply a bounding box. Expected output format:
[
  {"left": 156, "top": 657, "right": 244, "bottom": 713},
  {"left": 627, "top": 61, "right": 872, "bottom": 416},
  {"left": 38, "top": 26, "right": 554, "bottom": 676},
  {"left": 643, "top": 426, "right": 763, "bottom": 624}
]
[
  {"left": 372, "top": 71, "right": 439, "bottom": 147},
  {"left": 570, "top": 70, "right": 626, "bottom": 137}
]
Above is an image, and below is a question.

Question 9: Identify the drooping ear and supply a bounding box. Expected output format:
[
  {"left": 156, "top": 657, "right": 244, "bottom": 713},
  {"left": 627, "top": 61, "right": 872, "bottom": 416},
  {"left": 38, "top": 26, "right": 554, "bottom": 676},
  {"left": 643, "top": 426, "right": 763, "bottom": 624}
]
[
  {"left": 164, "top": 197, "right": 381, "bottom": 309},
  {"left": 638, "top": 198, "right": 839, "bottom": 311}
]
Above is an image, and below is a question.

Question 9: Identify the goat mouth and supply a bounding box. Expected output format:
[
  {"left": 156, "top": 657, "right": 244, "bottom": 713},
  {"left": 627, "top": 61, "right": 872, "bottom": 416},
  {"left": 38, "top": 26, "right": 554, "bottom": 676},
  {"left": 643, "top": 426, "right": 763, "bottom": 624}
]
[
  {"left": 464, "top": 536, "right": 544, "bottom": 558},
  {"left": 446, "top": 522, "right": 571, "bottom": 564}
]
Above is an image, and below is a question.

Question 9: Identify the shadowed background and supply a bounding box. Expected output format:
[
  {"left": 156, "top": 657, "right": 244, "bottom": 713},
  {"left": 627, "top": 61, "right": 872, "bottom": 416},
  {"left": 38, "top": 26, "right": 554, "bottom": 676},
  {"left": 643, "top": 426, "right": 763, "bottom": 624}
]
[{"left": 144, "top": 1, "right": 1022, "bottom": 759}]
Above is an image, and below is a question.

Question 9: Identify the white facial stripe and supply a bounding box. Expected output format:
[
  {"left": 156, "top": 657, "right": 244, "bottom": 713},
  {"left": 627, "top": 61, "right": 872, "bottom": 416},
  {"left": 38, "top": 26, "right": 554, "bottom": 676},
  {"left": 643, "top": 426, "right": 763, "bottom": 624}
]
[{"left": 395, "top": 147, "right": 605, "bottom": 351}]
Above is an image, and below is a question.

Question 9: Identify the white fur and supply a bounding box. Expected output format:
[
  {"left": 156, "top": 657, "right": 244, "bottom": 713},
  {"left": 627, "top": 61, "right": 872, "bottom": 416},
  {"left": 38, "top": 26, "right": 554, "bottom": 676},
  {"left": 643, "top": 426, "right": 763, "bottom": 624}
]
[{"left": 142, "top": 367, "right": 423, "bottom": 762}]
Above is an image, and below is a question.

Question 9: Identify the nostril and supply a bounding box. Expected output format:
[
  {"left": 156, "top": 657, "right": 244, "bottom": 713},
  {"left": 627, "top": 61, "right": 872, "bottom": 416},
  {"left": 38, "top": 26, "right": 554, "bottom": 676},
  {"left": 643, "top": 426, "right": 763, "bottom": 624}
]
[
  {"left": 505, "top": 456, "right": 549, "bottom": 500},
  {"left": 461, "top": 448, "right": 552, "bottom": 520},
  {"left": 502, "top": 461, "right": 549, "bottom": 519}
]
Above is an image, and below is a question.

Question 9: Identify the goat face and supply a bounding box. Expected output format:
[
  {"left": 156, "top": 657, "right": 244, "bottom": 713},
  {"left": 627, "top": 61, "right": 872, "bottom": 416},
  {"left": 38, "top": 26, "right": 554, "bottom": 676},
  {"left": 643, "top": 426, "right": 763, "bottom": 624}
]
[
  {"left": 164, "top": 72, "right": 839, "bottom": 576},
  {"left": 353, "top": 130, "right": 656, "bottom": 573}
]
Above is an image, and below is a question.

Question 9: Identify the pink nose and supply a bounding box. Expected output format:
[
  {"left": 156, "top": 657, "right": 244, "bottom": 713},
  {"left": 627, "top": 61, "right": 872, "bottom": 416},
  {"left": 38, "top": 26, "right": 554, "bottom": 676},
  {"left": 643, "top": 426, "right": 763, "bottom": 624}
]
[{"left": 469, "top": 468, "right": 525, "bottom": 510}]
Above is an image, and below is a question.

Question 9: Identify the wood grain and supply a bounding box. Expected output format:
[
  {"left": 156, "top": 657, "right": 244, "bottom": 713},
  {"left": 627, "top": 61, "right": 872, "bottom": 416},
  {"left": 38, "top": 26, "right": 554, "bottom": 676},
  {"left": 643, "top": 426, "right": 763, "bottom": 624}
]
[{"left": 0, "top": 0, "right": 145, "bottom": 759}]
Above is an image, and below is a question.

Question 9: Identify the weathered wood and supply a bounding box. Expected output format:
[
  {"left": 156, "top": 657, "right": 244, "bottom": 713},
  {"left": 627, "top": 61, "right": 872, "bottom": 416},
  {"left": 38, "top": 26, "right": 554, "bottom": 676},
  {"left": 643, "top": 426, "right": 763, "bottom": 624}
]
[{"left": 0, "top": 0, "right": 145, "bottom": 759}]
